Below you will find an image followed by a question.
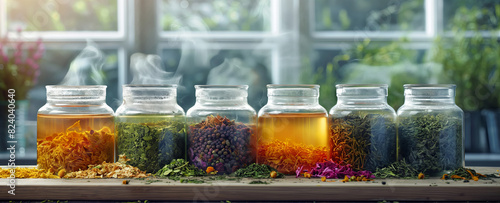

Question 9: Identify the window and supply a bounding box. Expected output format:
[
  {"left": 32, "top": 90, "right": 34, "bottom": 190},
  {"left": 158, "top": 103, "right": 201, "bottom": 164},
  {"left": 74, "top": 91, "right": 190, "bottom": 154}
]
[{"left": 1, "top": 0, "right": 499, "bottom": 164}]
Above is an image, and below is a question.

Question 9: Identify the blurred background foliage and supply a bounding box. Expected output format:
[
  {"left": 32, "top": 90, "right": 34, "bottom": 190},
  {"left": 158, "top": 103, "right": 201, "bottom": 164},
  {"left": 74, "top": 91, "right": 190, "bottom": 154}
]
[
  {"left": 431, "top": 1, "right": 500, "bottom": 111},
  {"left": 7, "top": 0, "right": 118, "bottom": 31},
  {"left": 161, "top": 0, "right": 270, "bottom": 32},
  {"left": 308, "top": 0, "right": 500, "bottom": 111},
  {"left": 314, "top": 0, "right": 425, "bottom": 31}
]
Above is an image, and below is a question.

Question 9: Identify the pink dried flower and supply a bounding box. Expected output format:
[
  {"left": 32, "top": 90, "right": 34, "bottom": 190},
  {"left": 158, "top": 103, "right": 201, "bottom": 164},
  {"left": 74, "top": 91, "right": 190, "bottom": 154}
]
[{"left": 296, "top": 160, "right": 374, "bottom": 179}]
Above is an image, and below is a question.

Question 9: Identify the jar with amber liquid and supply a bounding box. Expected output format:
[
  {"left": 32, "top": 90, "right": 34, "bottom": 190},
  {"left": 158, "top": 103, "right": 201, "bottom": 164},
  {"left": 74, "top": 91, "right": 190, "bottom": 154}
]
[
  {"left": 257, "top": 85, "right": 329, "bottom": 175},
  {"left": 37, "top": 86, "right": 115, "bottom": 174}
]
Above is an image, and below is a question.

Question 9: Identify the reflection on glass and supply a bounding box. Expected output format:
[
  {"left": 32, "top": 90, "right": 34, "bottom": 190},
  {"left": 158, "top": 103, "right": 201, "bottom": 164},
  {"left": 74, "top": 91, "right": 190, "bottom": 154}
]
[
  {"left": 314, "top": 0, "right": 425, "bottom": 31},
  {"left": 161, "top": 0, "right": 271, "bottom": 32},
  {"left": 161, "top": 48, "right": 271, "bottom": 111},
  {"left": 443, "top": 0, "right": 500, "bottom": 31},
  {"left": 7, "top": 0, "right": 118, "bottom": 31}
]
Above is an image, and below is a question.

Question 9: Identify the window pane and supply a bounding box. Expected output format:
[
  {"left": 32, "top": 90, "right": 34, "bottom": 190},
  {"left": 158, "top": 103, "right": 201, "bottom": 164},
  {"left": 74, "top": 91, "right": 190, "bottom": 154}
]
[
  {"left": 314, "top": 0, "right": 425, "bottom": 31},
  {"left": 7, "top": 0, "right": 118, "bottom": 31},
  {"left": 161, "top": 0, "right": 271, "bottom": 32},
  {"left": 161, "top": 48, "right": 271, "bottom": 111},
  {"left": 443, "top": 0, "right": 500, "bottom": 31},
  {"left": 0, "top": 49, "right": 119, "bottom": 164}
]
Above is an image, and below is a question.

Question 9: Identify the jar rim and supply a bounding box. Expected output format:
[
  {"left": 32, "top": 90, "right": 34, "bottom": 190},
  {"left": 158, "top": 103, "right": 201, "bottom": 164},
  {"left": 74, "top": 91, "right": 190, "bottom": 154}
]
[
  {"left": 123, "top": 84, "right": 178, "bottom": 88},
  {"left": 267, "top": 84, "right": 319, "bottom": 89},
  {"left": 195, "top": 85, "right": 248, "bottom": 90},
  {"left": 403, "top": 84, "right": 456, "bottom": 89},
  {"left": 46, "top": 85, "right": 106, "bottom": 89},
  {"left": 122, "top": 84, "right": 178, "bottom": 89},
  {"left": 336, "top": 84, "right": 388, "bottom": 88}
]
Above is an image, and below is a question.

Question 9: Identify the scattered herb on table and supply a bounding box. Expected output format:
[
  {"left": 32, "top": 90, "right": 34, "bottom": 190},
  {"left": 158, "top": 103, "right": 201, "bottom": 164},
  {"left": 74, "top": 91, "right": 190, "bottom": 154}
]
[
  {"left": 145, "top": 179, "right": 162, "bottom": 184},
  {"left": 295, "top": 160, "right": 374, "bottom": 179},
  {"left": 233, "top": 163, "right": 285, "bottom": 179},
  {"left": 0, "top": 167, "right": 59, "bottom": 178},
  {"left": 440, "top": 167, "right": 497, "bottom": 181},
  {"left": 257, "top": 139, "right": 328, "bottom": 175},
  {"left": 155, "top": 159, "right": 205, "bottom": 178},
  {"left": 116, "top": 119, "right": 186, "bottom": 173},
  {"left": 180, "top": 178, "right": 205, "bottom": 184},
  {"left": 208, "top": 175, "right": 241, "bottom": 181},
  {"left": 398, "top": 114, "right": 462, "bottom": 176},
  {"left": 189, "top": 115, "right": 255, "bottom": 174},
  {"left": 373, "top": 159, "right": 420, "bottom": 179},
  {"left": 330, "top": 114, "right": 396, "bottom": 171},
  {"left": 248, "top": 180, "right": 269, "bottom": 184},
  {"left": 64, "top": 155, "right": 150, "bottom": 178}
]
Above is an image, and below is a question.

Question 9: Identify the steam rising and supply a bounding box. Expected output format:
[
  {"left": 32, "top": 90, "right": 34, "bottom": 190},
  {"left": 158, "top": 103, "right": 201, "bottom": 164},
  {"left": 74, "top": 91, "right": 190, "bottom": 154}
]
[
  {"left": 59, "top": 41, "right": 106, "bottom": 85},
  {"left": 130, "top": 53, "right": 182, "bottom": 85},
  {"left": 207, "top": 58, "right": 257, "bottom": 85}
]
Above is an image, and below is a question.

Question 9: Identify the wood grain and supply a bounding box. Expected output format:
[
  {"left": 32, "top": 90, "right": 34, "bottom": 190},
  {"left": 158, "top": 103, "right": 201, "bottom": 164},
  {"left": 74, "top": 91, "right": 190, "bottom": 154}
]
[{"left": 0, "top": 167, "right": 499, "bottom": 201}]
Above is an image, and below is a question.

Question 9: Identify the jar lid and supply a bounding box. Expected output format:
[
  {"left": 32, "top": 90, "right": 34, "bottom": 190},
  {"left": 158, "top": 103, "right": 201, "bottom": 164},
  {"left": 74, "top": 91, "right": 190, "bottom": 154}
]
[
  {"left": 267, "top": 84, "right": 319, "bottom": 97},
  {"left": 404, "top": 84, "right": 456, "bottom": 97},
  {"left": 195, "top": 85, "right": 248, "bottom": 100},
  {"left": 336, "top": 84, "right": 388, "bottom": 97},
  {"left": 46, "top": 85, "right": 107, "bottom": 101},
  {"left": 123, "top": 84, "right": 177, "bottom": 100}
]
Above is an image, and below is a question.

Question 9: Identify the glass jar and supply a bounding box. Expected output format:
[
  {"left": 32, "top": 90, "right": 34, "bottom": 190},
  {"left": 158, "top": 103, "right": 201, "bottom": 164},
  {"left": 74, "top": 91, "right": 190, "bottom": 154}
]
[
  {"left": 115, "top": 85, "right": 186, "bottom": 173},
  {"left": 397, "top": 84, "right": 464, "bottom": 176},
  {"left": 329, "top": 84, "right": 396, "bottom": 171},
  {"left": 186, "top": 85, "right": 256, "bottom": 174},
  {"left": 257, "top": 85, "right": 329, "bottom": 175},
  {"left": 37, "top": 85, "right": 115, "bottom": 173}
]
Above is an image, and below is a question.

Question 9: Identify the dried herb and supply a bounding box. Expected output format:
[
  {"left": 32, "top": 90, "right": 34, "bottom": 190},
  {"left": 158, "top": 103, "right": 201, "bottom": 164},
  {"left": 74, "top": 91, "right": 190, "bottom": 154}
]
[
  {"left": 188, "top": 115, "right": 255, "bottom": 174},
  {"left": 398, "top": 114, "right": 462, "bottom": 176},
  {"left": 248, "top": 180, "right": 269, "bottom": 184},
  {"left": 37, "top": 120, "right": 114, "bottom": 173},
  {"left": 441, "top": 167, "right": 497, "bottom": 181},
  {"left": 257, "top": 140, "right": 328, "bottom": 175},
  {"left": 116, "top": 118, "right": 186, "bottom": 173},
  {"left": 233, "top": 163, "right": 285, "bottom": 179},
  {"left": 373, "top": 159, "right": 420, "bottom": 179},
  {"left": 295, "top": 160, "right": 374, "bottom": 179},
  {"left": 155, "top": 159, "right": 205, "bottom": 178},
  {"left": 180, "top": 178, "right": 205, "bottom": 184},
  {"left": 63, "top": 155, "right": 150, "bottom": 178},
  {"left": 330, "top": 113, "right": 396, "bottom": 171},
  {"left": 0, "top": 167, "right": 59, "bottom": 178}
]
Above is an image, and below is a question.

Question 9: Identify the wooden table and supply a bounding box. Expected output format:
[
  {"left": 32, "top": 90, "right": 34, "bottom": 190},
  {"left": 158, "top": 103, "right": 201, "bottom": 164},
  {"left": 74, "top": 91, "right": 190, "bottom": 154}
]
[{"left": 1, "top": 167, "right": 499, "bottom": 201}]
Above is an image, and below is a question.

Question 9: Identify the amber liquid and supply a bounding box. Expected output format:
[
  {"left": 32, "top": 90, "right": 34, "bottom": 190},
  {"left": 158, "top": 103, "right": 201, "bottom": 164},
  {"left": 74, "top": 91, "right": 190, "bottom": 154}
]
[
  {"left": 37, "top": 114, "right": 115, "bottom": 172},
  {"left": 37, "top": 114, "right": 115, "bottom": 140},
  {"left": 257, "top": 113, "right": 330, "bottom": 174}
]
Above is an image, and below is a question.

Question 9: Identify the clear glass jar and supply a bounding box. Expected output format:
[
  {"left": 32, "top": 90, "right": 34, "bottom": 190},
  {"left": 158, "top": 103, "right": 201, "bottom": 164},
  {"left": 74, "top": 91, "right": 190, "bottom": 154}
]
[
  {"left": 329, "top": 84, "right": 396, "bottom": 171},
  {"left": 257, "top": 85, "right": 329, "bottom": 175},
  {"left": 37, "top": 85, "right": 115, "bottom": 173},
  {"left": 397, "top": 84, "right": 464, "bottom": 176},
  {"left": 186, "top": 85, "right": 256, "bottom": 174},
  {"left": 115, "top": 85, "right": 186, "bottom": 173}
]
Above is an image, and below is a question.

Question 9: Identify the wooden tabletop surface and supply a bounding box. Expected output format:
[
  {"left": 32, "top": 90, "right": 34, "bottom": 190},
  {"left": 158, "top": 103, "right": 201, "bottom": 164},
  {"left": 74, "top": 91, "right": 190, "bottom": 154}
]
[{"left": 1, "top": 167, "right": 499, "bottom": 201}]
